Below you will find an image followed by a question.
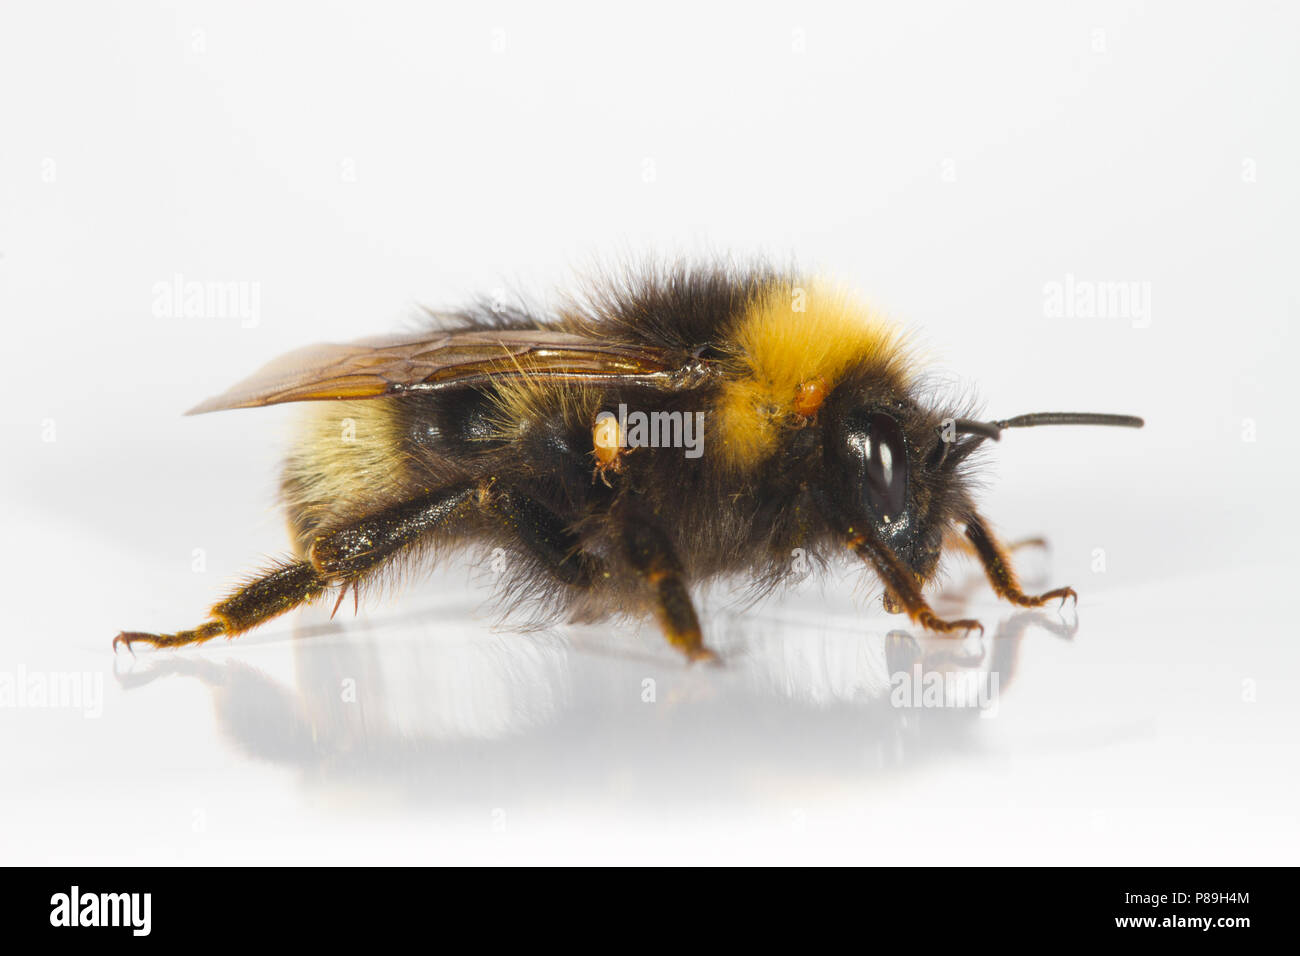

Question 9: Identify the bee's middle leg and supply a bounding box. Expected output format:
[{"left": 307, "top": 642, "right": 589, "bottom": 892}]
[
  {"left": 614, "top": 509, "right": 717, "bottom": 664},
  {"left": 487, "top": 488, "right": 600, "bottom": 589}
]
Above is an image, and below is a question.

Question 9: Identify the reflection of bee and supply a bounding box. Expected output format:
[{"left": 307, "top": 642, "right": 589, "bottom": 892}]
[{"left": 115, "top": 264, "right": 1142, "bottom": 663}]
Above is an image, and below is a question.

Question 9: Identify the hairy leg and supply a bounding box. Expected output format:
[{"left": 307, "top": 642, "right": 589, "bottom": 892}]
[
  {"left": 812, "top": 487, "right": 982, "bottom": 635},
  {"left": 962, "top": 513, "right": 1076, "bottom": 609},
  {"left": 944, "top": 529, "right": 1046, "bottom": 557},
  {"left": 490, "top": 488, "right": 598, "bottom": 589},
  {"left": 115, "top": 483, "right": 479, "bottom": 652},
  {"left": 617, "top": 511, "right": 717, "bottom": 663},
  {"left": 848, "top": 526, "right": 984, "bottom": 636}
]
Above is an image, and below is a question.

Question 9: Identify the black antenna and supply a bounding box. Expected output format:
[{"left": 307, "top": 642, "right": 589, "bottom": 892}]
[{"left": 953, "top": 412, "right": 1144, "bottom": 443}]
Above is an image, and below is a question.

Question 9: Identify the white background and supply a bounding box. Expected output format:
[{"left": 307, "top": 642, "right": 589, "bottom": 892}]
[{"left": 2, "top": 1, "right": 1296, "bottom": 864}]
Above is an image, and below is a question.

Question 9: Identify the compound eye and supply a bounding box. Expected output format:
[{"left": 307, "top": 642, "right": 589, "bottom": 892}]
[{"left": 861, "top": 412, "right": 909, "bottom": 522}]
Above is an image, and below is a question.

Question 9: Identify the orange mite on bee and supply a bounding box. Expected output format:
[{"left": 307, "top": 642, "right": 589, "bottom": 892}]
[
  {"left": 113, "top": 263, "right": 1143, "bottom": 664},
  {"left": 591, "top": 412, "right": 631, "bottom": 486},
  {"left": 793, "top": 375, "right": 829, "bottom": 419}
]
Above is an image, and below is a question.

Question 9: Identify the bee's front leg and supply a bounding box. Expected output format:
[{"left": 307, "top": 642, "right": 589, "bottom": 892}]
[
  {"left": 943, "top": 528, "right": 1047, "bottom": 558},
  {"left": 961, "top": 513, "right": 1077, "bottom": 609},
  {"left": 844, "top": 526, "right": 984, "bottom": 637}
]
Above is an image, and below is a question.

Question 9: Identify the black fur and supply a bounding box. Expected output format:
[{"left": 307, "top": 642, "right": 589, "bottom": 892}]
[{"left": 375, "top": 263, "right": 982, "bottom": 646}]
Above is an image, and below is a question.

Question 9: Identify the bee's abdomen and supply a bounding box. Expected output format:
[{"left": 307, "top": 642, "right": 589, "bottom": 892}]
[
  {"left": 398, "top": 389, "right": 509, "bottom": 458},
  {"left": 280, "top": 398, "right": 419, "bottom": 553}
]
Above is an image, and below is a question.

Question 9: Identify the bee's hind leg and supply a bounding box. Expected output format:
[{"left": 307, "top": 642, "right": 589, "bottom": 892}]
[
  {"left": 114, "top": 482, "right": 481, "bottom": 653},
  {"left": 962, "top": 513, "right": 1076, "bottom": 609},
  {"left": 114, "top": 561, "right": 326, "bottom": 653}
]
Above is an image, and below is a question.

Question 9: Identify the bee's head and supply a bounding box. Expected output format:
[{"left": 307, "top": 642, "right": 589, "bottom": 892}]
[
  {"left": 821, "top": 390, "right": 968, "bottom": 583},
  {"left": 820, "top": 379, "right": 1143, "bottom": 584}
]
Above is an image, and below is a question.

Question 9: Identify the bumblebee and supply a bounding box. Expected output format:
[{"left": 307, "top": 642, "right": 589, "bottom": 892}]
[{"left": 115, "top": 263, "right": 1142, "bottom": 663}]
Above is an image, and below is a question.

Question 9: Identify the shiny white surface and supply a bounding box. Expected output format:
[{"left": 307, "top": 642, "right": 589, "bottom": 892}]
[{"left": 2, "top": 1, "right": 1296, "bottom": 864}]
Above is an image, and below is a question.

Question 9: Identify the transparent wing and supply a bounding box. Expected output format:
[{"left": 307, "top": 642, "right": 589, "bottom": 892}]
[{"left": 187, "top": 328, "right": 706, "bottom": 415}]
